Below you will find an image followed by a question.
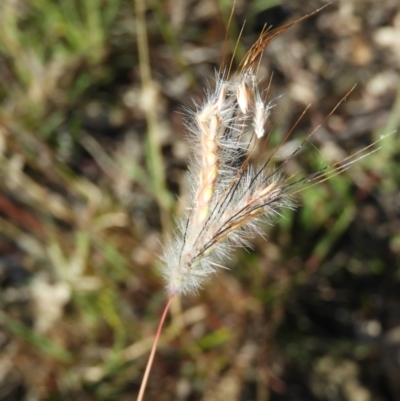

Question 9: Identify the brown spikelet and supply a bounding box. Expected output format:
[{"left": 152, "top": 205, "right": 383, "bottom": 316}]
[{"left": 240, "top": 4, "right": 331, "bottom": 75}]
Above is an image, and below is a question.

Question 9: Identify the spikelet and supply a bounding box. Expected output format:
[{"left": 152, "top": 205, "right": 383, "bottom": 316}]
[
  {"left": 160, "top": 5, "right": 382, "bottom": 296},
  {"left": 253, "top": 91, "right": 271, "bottom": 139}
]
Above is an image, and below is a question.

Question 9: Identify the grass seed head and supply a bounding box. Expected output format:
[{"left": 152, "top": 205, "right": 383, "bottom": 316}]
[
  {"left": 161, "top": 68, "right": 294, "bottom": 295},
  {"left": 160, "top": 5, "right": 384, "bottom": 296}
]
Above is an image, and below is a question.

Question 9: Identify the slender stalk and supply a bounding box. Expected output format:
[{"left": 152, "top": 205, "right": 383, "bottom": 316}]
[
  {"left": 136, "top": 294, "right": 175, "bottom": 401},
  {"left": 134, "top": 0, "right": 172, "bottom": 234}
]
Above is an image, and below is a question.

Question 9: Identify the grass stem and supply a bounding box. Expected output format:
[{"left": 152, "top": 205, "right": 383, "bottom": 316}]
[
  {"left": 136, "top": 294, "right": 175, "bottom": 401},
  {"left": 134, "top": 0, "right": 173, "bottom": 233}
]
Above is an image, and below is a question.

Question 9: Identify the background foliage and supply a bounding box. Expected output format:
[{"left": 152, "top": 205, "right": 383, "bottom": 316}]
[{"left": 0, "top": 0, "right": 399, "bottom": 400}]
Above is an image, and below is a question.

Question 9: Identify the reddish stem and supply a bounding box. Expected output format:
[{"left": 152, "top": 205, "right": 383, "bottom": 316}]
[{"left": 136, "top": 294, "right": 175, "bottom": 401}]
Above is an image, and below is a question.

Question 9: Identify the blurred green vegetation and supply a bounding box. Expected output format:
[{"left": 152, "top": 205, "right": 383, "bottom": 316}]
[{"left": 0, "top": 0, "right": 399, "bottom": 400}]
